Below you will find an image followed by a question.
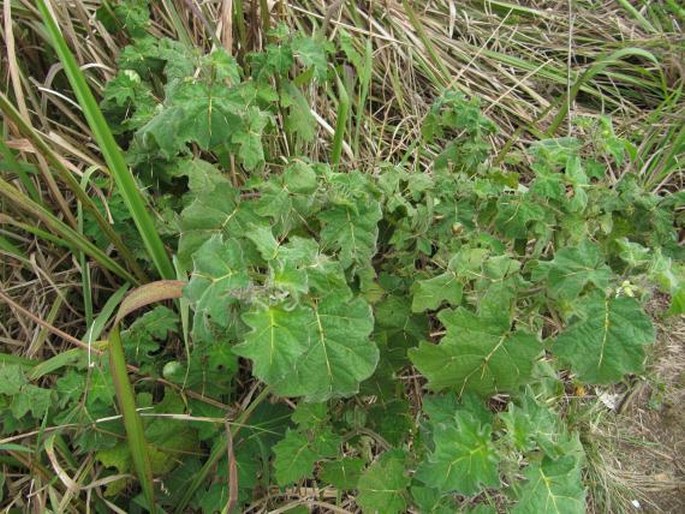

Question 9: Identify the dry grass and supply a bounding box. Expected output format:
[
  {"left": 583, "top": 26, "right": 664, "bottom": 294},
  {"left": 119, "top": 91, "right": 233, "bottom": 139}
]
[
  {"left": 282, "top": 0, "right": 684, "bottom": 180},
  {"left": 581, "top": 310, "right": 685, "bottom": 513},
  {"left": 1, "top": 0, "right": 683, "bottom": 512},
  {"left": 3, "top": 1, "right": 683, "bottom": 182}
]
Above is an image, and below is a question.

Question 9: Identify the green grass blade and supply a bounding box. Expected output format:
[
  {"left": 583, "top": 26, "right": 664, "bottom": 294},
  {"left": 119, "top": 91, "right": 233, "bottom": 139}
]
[
  {"left": 0, "top": 352, "right": 37, "bottom": 369},
  {"left": 0, "top": 91, "right": 148, "bottom": 283},
  {"left": 36, "top": 0, "right": 175, "bottom": 281},
  {"left": 173, "top": 256, "right": 191, "bottom": 387},
  {"left": 352, "top": 39, "right": 373, "bottom": 157},
  {"left": 0, "top": 176, "right": 137, "bottom": 282},
  {"left": 547, "top": 47, "right": 661, "bottom": 135},
  {"left": 2, "top": 215, "right": 83, "bottom": 251},
  {"left": 174, "top": 386, "right": 272, "bottom": 513},
  {"left": 614, "top": 0, "right": 656, "bottom": 33},
  {"left": 28, "top": 348, "right": 84, "bottom": 380},
  {"left": 0, "top": 138, "right": 40, "bottom": 202},
  {"left": 108, "top": 325, "right": 156, "bottom": 512},
  {"left": 402, "top": 0, "right": 450, "bottom": 86},
  {"left": 665, "top": 0, "right": 685, "bottom": 19},
  {"left": 3, "top": 347, "right": 98, "bottom": 381},
  {"left": 471, "top": 0, "right": 547, "bottom": 18},
  {"left": 161, "top": 0, "right": 193, "bottom": 47},
  {"left": 104, "top": 281, "right": 185, "bottom": 511},
  {"left": 331, "top": 76, "right": 350, "bottom": 169},
  {"left": 0, "top": 444, "right": 33, "bottom": 453},
  {"left": 233, "top": 0, "right": 247, "bottom": 62},
  {"left": 636, "top": 87, "right": 685, "bottom": 190},
  {"left": 83, "top": 284, "right": 131, "bottom": 344},
  {"left": 84, "top": 283, "right": 131, "bottom": 370},
  {"left": 0, "top": 234, "right": 26, "bottom": 260},
  {"left": 644, "top": 122, "right": 685, "bottom": 190},
  {"left": 78, "top": 167, "right": 101, "bottom": 328}
]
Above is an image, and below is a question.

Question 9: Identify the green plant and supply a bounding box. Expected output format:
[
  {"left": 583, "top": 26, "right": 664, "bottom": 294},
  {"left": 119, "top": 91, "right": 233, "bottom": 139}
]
[
  {"left": 37, "top": 0, "right": 175, "bottom": 280},
  {"left": 101, "top": 31, "right": 685, "bottom": 509},
  {"left": 1, "top": 2, "right": 683, "bottom": 512}
]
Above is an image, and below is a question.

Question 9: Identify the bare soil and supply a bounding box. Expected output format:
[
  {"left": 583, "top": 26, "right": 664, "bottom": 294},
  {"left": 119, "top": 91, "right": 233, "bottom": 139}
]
[{"left": 601, "top": 309, "right": 685, "bottom": 513}]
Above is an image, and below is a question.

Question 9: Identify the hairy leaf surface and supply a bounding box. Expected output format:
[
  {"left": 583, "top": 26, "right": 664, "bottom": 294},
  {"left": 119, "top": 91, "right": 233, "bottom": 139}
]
[
  {"left": 273, "top": 429, "right": 318, "bottom": 485},
  {"left": 320, "top": 458, "right": 365, "bottom": 490},
  {"left": 416, "top": 410, "right": 500, "bottom": 495},
  {"left": 319, "top": 201, "right": 382, "bottom": 269},
  {"left": 411, "top": 272, "right": 463, "bottom": 312},
  {"left": 184, "top": 236, "right": 250, "bottom": 327},
  {"left": 235, "top": 294, "right": 377, "bottom": 401},
  {"left": 357, "top": 450, "right": 409, "bottom": 514},
  {"left": 534, "top": 240, "right": 612, "bottom": 300},
  {"left": 513, "top": 456, "right": 585, "bottom": 514},
  {"left": 409, "top": 308, "right": 541, "bottom": 396},
  {"left": 178, "top": 180, "right": 259, "bottom": 269},
  {"left": 553, "top": 293, "right": 654, "bottom": 383},
  {"left": 234, "top": 304, "right": 312, "bottom": 385}
]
